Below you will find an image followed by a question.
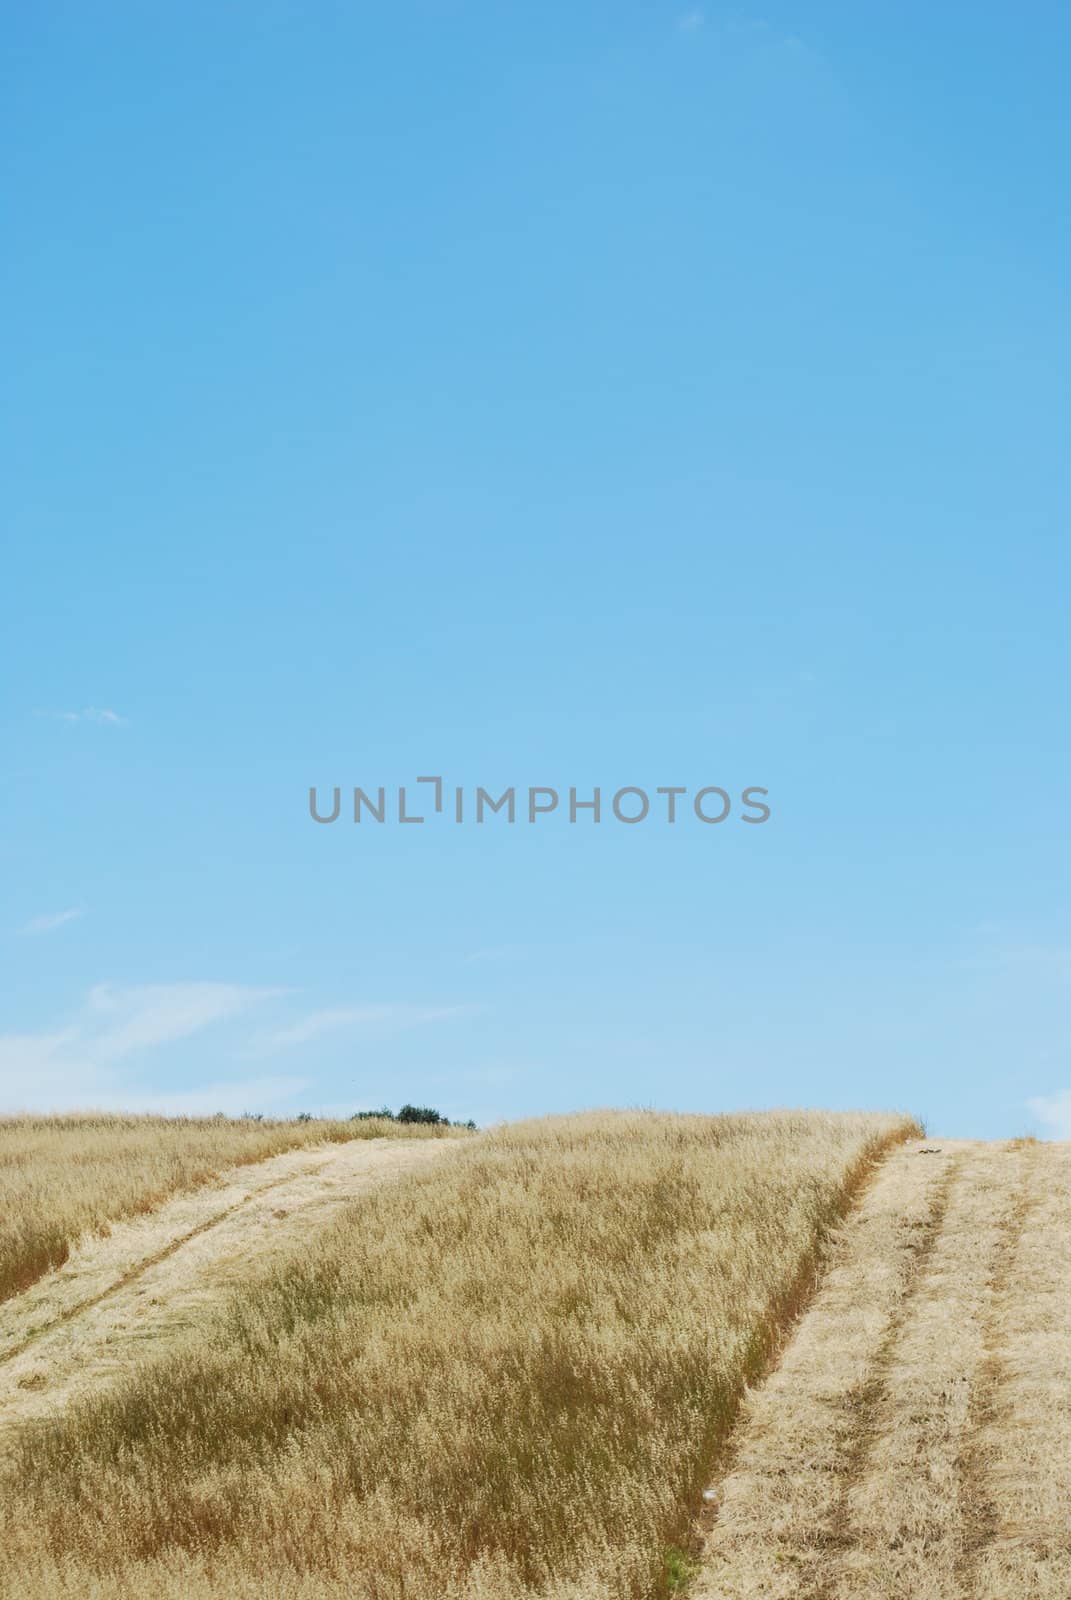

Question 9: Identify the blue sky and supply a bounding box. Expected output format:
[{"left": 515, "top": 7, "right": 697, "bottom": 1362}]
[{"left": 4, "top": 3, "right": 1070, "bottom": 1137}]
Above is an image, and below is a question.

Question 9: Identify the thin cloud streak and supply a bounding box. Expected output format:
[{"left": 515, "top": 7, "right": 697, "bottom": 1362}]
[
  {"left": 0, "top": 986, "right": 473, "bottom": 1113},
  {"left": 20, "top": 908, "right": 84, "bottom": 936},
  {"left": 88, "top": 1076, "right": 311, "bottom": 1117},
  {"left": 39, "top": 707, "right": 127, "bottom": 726},
  {"left": 88, "top": 983, "right": 283, "bottom": 1061},
  {"left": 253, "top": 1003, "right": 472, "bottom": 1056},
  {"left": 0, "top": 983, "right": 283, "bottom": 1113}
]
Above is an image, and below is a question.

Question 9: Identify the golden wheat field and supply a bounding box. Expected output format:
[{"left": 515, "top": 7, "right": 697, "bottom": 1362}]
[
  {"left": 0, "top": 1108, "right": 914, "bottom": 1600},
  {"left": 0, "top": 1112, "right": 464, "bottom": 1305}
]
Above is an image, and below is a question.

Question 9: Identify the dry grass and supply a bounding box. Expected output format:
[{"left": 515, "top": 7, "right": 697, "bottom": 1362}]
[
  {"left": 0, "top": 1138, "right": 460, "bottom": 1437},
  {"left": 0, "top": 1108, "right": 915, "bottom": 1600},
  {"left": 0, "top": 1113, "right": 463, "bottom": 1304},
  {"left": 692, "top": 1138, "right": 1071, "bottom": 1600}
]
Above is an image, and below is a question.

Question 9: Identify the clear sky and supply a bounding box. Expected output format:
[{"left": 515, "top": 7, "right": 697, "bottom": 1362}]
[{"left": 4, "top": 3, "right": 1070, "bottom": 1138}]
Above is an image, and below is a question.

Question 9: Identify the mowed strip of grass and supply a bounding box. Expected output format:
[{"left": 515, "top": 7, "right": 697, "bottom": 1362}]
[
  {"left": 1, "top": 1109, "right": 917, "bottom": 1600},
  {"left": 0, "top": 1113, "right": 466, "bottom": 1303}
]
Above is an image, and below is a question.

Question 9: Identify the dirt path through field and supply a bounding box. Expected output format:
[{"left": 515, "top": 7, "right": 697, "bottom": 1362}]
[
  {"left": 693, "top": 1137, "right": 1071, "bottom": 1599},
  {"left": 0, "top": 1137, "right": 454, "bottom": 1445}
]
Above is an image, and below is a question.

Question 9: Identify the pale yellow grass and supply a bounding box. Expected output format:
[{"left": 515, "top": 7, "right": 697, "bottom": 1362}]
[
  {"left": 0, "top": 1113, "right": 462, "bottom": 1304},
  {"left": 692, "top": 1137, "right": 1071, "bottom": 1599},
  {"left": 0, "top": 1137, "right": 457, "bottom": 1435},
  {"left": 0, "top": 1108, "right": 914, "bottom": 1600}
]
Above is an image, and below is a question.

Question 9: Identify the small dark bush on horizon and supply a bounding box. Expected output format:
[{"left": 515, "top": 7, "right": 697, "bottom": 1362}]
[
  {"left": 349, "top": 1104, "right": 476, "bottom": 1130},
  {"left": 397, "top": 1104, "right": 445, "bottom": 1126}
]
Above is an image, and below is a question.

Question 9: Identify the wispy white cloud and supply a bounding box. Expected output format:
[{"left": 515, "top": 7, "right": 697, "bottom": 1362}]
[
  {"left": 676, "top": 8, "right": 704, "bottom": 31},
  {"left": 252, "top": 1003, "right": 470, "bottom": 1056},
  {"left": 0, "top": 983, "right": 282, "bottom": 1113},
  {"left": 0, "top": 986, "right": 472, "bottom": 1114},
  {"left": 90, "top": 1076, "right": 311, "bottom": 1117},
  {"left": 0, "top": 1029, "right": 102, "bottom": 1108},
  {"left": 40, "top": 707, "right": 127, "bottom": 726},
  {"left": 463, "top": 946, "right": 518, "bottom": 966},
  {"left": 0, "top": 1038, "right": 308, "bottom": 1117},
  {"left": 1027, "top": 1091, "right": 1071, "bottom": 1139},
  {"left": 88, "top": 982, "right": 281, "bottom": 1061},
  {"left": 722, "top": 17, "right": 815, "bottom": 58},
  {"left": 259, "top": 1006, "right": 397, "bottom": 1051},
  {"left": 20, "top": 907, "right": 84, "bottom": 936}
]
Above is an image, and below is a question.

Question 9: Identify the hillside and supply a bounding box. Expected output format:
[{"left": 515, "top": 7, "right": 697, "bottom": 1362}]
[
  {"left": 0, "top": 1112, "right": 464, "bottom": 1304},
  {"left": 0, "top": 1136, "right": 455, "bottom": 1435},
  {"left": 0, "top": 1109, "right": 912, "bottom": 1598},
  {"left": 694, "top": 1136, "right": 1069, "bottom": 1599}
]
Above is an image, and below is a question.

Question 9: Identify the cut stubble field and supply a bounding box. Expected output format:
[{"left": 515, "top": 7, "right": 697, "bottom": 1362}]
[{"left": 693, "top": 1135, "right": 1071, "bottom": 1600}]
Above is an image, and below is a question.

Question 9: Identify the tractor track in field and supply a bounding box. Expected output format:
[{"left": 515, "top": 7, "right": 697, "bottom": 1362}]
[
  {"left": 0, "top": 1136, "right": 455, "bottom": 1449},
  {"left": 693, "top": 1138, "right": 1071, "bottom": 1600}
]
